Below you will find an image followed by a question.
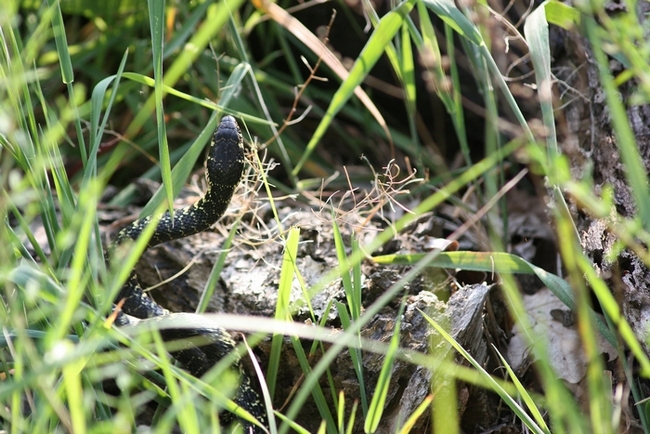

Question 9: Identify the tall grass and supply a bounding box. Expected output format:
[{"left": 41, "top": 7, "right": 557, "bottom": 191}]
[{"left": 2, "top": 0, "right": 650, "bottom": 433}]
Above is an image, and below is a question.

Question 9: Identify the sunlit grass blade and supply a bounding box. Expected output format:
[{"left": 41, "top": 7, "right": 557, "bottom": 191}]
[
  {"left": 103, "top": 201, "right": 171, "bottom": 315},
  {"left": 60, "top": 341, "right": 87, "bottom": 433},
  {"left": 273, "top": 226, "right": 335, "bottom": 431},
  {"left": 45, "top": 0, "right": 87, "bottom": 165},
  {"left": 397, "top": 394, "right": 433, "bottom": 434},
  {"left": 421, "top": 0, "right": 482, "bottom": 44},
  {"left": 121, "top": 0, "right": 247, "bottom": 143},
  {"left": 290, "top": 334, "right": 335, "bottom": 433},
  {"left": 332, "top": 220, "right": 367, "bottom": 416},
  {"left": 252, "top": 0, "right": 391, "bottom": 175},
  {"left": 373, "top": 250, "right": 616, "bottom": 346},
  {"left": 423, "top": 0, "right": 536, "bottom": 149},
  {"left": 88, "top": 50, "right": 129, "bottom": 181},
  {"left": 332, "top": 218, "right": 361, "bottom": 320},
  {"left": 578, "top": 253, "right": 650, "bottom": 376},
  {"left": 493, "top": 346, "right": 550, "bottom": 432},
  {"left": 150, "top": 330, "right": 200, "bottom": 433},
  {"left": 524, "top": 2, "right": 555, "bottom": 156},
  {"left": 267, "top": 226, "right": 300, "bottom": 397},
  {"left": 106, "top": 72, "right": 269, "bottom": 126},
  {"left": 400, "top": 22, "right": 416, "bottom": 118},
  {"left": 419, "top": 310, "right": 550, "bottom": 434},
  {"left": 147, "top": 0, "right": 174, "bottom": 220},
  {"left": 292, "top": 0, "right": 417, "bottom": 175},
  {"left": 364, "top": 302, "right": 405, "bottom": 433},
  {"left": 196, "top": 219, "right": 241, "bottom": 314},
  {"left": 556, "top": 209, "right": 614, "bottom": 434},
  {"left": 336, "top": 303, "right": 368, "bottom": 417},
  {"left": 337, "top": 390, "right": 345, "bottom": 432},
  {"left": 346, "top": 400, "right": 358, "bottom": 434},
  {"left": 415, "top": 1, "right": 469, "bottom": 169},
  {"left": 524, "top": 0, "right": 580, "bottom": 247},
  {"left": 275, "top": 412, "right": 311, "bottom": 434},
  {"left": 6, "top": 199, "right": 49, "bottom": 266},
  {"left": 53, "top": 181, "right": 101, "bottom": 342}
]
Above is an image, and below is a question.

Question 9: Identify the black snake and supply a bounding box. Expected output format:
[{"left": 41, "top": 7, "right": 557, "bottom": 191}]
[{"left": 109, "top": 115, "right": 267, "bottom": 432}]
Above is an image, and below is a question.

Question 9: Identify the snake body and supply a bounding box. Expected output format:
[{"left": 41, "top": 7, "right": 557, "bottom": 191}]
[{"left": 110, "top": 116, "right": 266, "bottom": 432}]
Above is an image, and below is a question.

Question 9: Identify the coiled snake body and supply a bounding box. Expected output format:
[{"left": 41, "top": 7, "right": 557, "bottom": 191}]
[{"left": 110, "top": 116, "right": 266, "bottom": 432}]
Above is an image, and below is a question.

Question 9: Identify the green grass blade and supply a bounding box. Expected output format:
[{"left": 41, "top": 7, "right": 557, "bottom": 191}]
[
  {"left": 543, "top": 1, "right": 581, "bottom": 29},
  {"left": 162, "top": 1, "right": 213, "bottom": 58},
  {"left": 43, "top": 0, "right": 73, "bottom": 83},
  {"left": 423, "top": 0, "right": 537, "bottom": 147},
  {"left": 267, "top": 226, "right": 300, "bottom": 397},
  {"left": 332, "top": 220, "right": 367, "bottom": 415},
  {"left": 345, "top": 399, "right": 358, "bottom": 434},
  {"left": 148, "top": 0, "right": 174, "bottom": 220},
  {"left": 444, "top": 22, "right": 470, "bottom": 165},
  {"left": 373, "top": 250, "right": 616, "bottom": 346},
  {"left": 60, "top": 341, "right": 87, "bottom": 434},
  {"left": 415, "top": 1, "right": 469, "bottom": 167},
  {"left": 136, "top": 64, "right": 248, "bottom": 217},
  {"left": 419, "top": 310, "right": 549, "bottom": 434},
  {"left": 139, "top": 112, "right": 219, "bottom": 218},
  {"left": 332, "top": 218, "right": 360, "bottom": 319},
  {"left": 524, "top": 2, "right": 557, "bottom": 158},
  {"left": 88, "top": 50, "right": 129, "bottom": 183},
  {"left": 108, "top": 72, "right": 268, "bottom": 126},
  {"left": 556, "top": 213, "right": 613, "bottom": 434},
  {"left": 45, "top": 0, "right": 88, "bottom": 165},
  {"left": 196, "top": 218, "right": 241, "bottom": 314},
  {"left": 335, "top": 303, "right": 368, "bottom": 416},
  {"left": 150, "top": 330, "right": 199, "bottom": 433},
  {"left": 337, "top": 390, "right": 345, "bottom": 432},
  {"left": 494, "top": 347, "right": 550, "bottom": 432},
  {"left": 293, "top": 0, "right": 417, "bottom": 175},
  {"left": 364, "top": 302, "right": 405, "bottom": 433},
  {"left": 110, "top": 0, "right": 247, "bottom": 176},
  {"left": 400, "top": 22, "right": 416, "bottom": 117},
  {"left": 421, "top": 0, "right": 483, "bottom": 45},
  {"left": 397, "top": 394, "right": 433, "bottom": 434},
  {"left": 52, "top": 182, "right": 100, "bottom": 342},
  {"left": 524, "top": 1, "right": 580, "bottom": 244},
  {"left": 290, "top": 333, "right": 336, "bottom": 433},
  {"left": 274, "top": 412, "right": 311, "bottom": 434},
  {"left": 578, "top": 253, "right": 650, "bottom": 376}
]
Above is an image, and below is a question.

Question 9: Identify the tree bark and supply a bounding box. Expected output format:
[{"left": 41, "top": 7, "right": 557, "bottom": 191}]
[{"left": 552, "top": 17, "right": 650, "bottom": 355}]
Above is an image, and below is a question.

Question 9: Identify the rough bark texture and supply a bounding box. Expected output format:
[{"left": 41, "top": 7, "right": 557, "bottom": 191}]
[{"left": 552, "top": 15, "right": 650, "bottom": 355}]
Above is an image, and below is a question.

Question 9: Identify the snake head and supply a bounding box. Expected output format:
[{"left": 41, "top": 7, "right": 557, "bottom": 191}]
[{"left": 207, "top": 115, "right": 245, "bottom": 192}]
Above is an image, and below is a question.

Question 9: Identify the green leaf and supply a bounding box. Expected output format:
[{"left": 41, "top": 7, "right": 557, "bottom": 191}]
[
  {"left": 544, "top": 0, "right": 580, "bottom": 29},
  {"left": 421, "top": 0, "right": 483, "bottom": 45}
]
